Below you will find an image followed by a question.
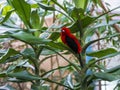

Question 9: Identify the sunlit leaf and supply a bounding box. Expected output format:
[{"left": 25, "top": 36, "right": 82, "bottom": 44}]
[
  {"left": 73, "top": 0, "right": 88, "bottom": 9},
  {"left": 2, "top": 5, "right": 12, "bottom": 15},
  {"left": 49, "top": 32, "right": 60, "bottom": 41},
  {"left": 30, "top": 10, "right": 40, "bottom": 29},
  {"left": 86, "top": 48, "right": 117, "bottom": 58},
  {"left": 0, "top": 9, "right": 14, "bottom": 24},
  {"left": 8, "top": 0, "right": 31, "bottom": 27},
  {"left": 10, "top": 31, "right": 51, "bottom": 44}
]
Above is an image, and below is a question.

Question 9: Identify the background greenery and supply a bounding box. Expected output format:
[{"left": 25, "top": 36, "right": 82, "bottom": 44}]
[{"left": 0, "top": 0, "right": 120, "bottom": 90}]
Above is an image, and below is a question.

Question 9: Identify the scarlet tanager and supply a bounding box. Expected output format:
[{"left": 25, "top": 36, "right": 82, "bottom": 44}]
[
  {"left": 61, "top": 27, "right": 83, "bottom": 67},
  {"left": 61, "top": 27, "right": 82, "bottom": 53}
]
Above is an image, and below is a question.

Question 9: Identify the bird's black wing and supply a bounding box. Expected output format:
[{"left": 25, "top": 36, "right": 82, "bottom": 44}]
[{"left": 65, "top": 35, "right": 78, "bottom": 53}]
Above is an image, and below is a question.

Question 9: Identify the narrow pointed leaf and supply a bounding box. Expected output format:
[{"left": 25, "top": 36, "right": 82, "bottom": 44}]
[
  {"left": 30, "top": 10, "right": 40, "bottom": 29},
  {"left": 8, "top": 0, "right": 31, "bottom": 27},
  {"left": 10, "top": 31, "right": 51, "bottom": 44},
  {"left": 8, "top": 70, "right": 40, "bottom": 81},
  {"left": 86, "top": 48, "right": 117, "bottom": 58},
  {"left": 0, "top": 9, "right": 14, "bottom": 24},
  {"left": 94, "top": 72, "right": 120, "bottom": 81},
  {"left": 31, "top": 85, "right": 50, "bottom": 90},
  {"left": 106, "top": 65, "right": 120, "bottom": 73},
  {"left": 38, "top": 3, "right": 55, "bottom": 11},
  {"left": 0, "top": 48, "right": 19, "bottom": 63}
]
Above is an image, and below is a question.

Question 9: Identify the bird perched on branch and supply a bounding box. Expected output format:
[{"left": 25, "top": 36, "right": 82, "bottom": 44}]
[{"left": 60, "top": 27, "right": 83, "bottom": 67}]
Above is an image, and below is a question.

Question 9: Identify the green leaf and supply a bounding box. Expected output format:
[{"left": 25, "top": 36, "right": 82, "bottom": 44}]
[
  {"left": 2, "top": 5, "right": 12, "bottom": 15},
  {"left": 94, "top": 20, "right": 120, "bottom": 29},
  {"left": 0, "top": 48, "right": 19, "bottom": 63},
  {"left": 31, "top": 84, "right": 50, "bottom": 90},
  {"left": 94, "top": 72, "right": 120, "bottom": 81},
  {"left": 86, "top": 48, "right": 117, "bottom": 58},
  {"left": 81, "top": 16, "right": 96, "bottom": 29},
  {"left": 10, "top": 31, "right": 51, "bottom": 44},
  {"left": 21, "top": 48, "right": 35, "bottom": 57},
  {"left": 70, "top": 16, "right": 96, "bottom": 33},
  {"left": 73, "top": 0, "right": 88, "bottom": 9},
  {"left": 4, "top": 54, "right": 21, "bottom": 63},
  {"left": 0, "top": 9, "right": 14, "bottom": 24},
  {"left": 0, "top": 72, "right": 7, "bottom": 78},
  {"left": 7, "top": 70, "right": 40, "bottom": 81},
  {"left": 48, "top": 42, "right": 71, "bottom": 52},
  {"left": 49, "top": 32, "right": 60, "bottom": 41},
  {"left": 83, "top": 33, "right": 120, "bottom": 52},
  {"left": 41, "top": 48, "right": 60, "bottom": 55},
  {"left": 88, "top": 51, "right": 120, "bottom": 67},
  {"left": 6, "top": 60, "right": 33, "bottom": 73},
  {"left": 38, "top": 3, "right": 55, "bottom": 11},
  {"left": 8, "top": 0, "right": 31, "bottom": 27},
  {"left": 106, "top": 65, "right": 120, "bottom": 73},
  {"left": 70, "top": 6, "right": 120, "bottom": 33},
  {"left": 30, "top": 10, "right": 40, "bottom": 29}
]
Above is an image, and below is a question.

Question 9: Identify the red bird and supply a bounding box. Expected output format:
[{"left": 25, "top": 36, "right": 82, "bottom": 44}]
[{"left": 61, "top": 27, "right": 82, "bottom": 54}]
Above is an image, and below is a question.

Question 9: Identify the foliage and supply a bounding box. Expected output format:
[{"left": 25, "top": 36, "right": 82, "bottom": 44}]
[{"left": 0, "top": 0, "right": 120, "bottom": 90}]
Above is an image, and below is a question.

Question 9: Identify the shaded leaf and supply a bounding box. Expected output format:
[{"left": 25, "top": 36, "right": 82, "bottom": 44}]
[
  {"left": 7, "top": 60, "right": 34, "bottom": 73},
  {"left": 41, "top": 48, "right": 60, "bottom": 55},
  {"left": 0, "top": 48, "right": 19, "bottom": 63},
  {"left": 48, "top": 42, "right": 71, "bottom": 52},
  {"left": 0, "top": 72, "right": 7, "bottom": 78},
  {"left": 5, "top": 54, "right": 21, "bottom": 63},
  {"left": 8, "top": 70, "right": 40, "bottom": 81},
  {"left": 21, "top": 48, "right": 35, "bottom": 57},
  {"left": 70, "top": 16, "right": 96, "bottom": 33},
  {"left": 31, "top": 84, "right": 50, "bottom": 90},
  {"left": 81, "top": 16, "right": 96, "bottom": 29}
]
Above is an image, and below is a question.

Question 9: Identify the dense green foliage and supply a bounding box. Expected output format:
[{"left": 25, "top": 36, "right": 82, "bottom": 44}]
[{"left": 0, "top": 0, "right": 120, "bottom": 90}]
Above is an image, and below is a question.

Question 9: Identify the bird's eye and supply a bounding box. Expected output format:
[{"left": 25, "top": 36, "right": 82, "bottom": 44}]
[{"left": 62, "top": 30, "right": 65, "bottom": 32}]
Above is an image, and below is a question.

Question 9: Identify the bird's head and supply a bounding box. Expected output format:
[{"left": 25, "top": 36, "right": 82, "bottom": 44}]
[{"left": 61, "top": 27, "right": 71, "bottom": 34}]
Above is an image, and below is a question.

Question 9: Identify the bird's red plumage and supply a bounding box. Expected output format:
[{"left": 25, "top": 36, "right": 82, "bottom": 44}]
[{"left": 61, "top": 27, "right": 82, "bottom": 53}]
